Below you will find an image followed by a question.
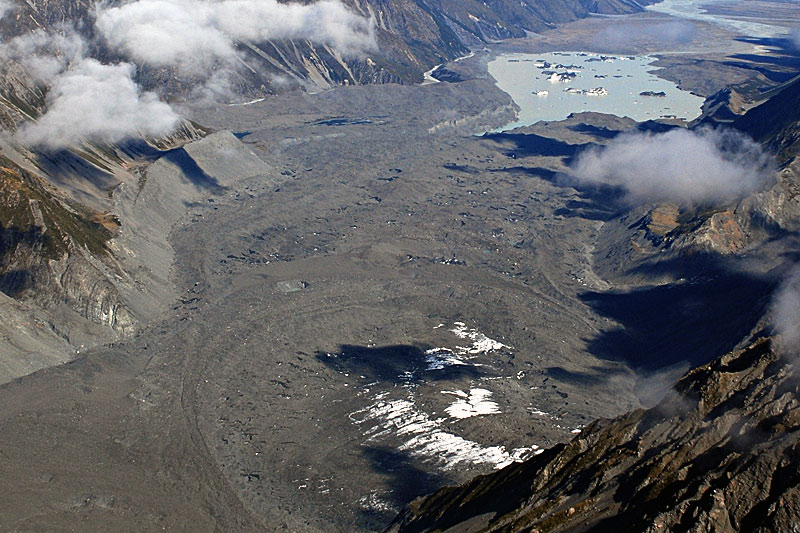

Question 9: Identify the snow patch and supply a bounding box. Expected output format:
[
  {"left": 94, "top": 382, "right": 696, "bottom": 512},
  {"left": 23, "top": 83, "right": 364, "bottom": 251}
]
[
  {"left": 527, "top": 408, "right": 550, "bottom": 416},
  {"left": 227, "top": 97, "right": 266, "bottom": 106},
  {"left": 423, "top": 322, "right": 508, "bottom": 371},
  {"left": 443, "top": 388, "right": 501, "bottom": 419},
  {"left": 350, "top": 393, "right": 535, "bottom": 470},
  {"left": 424, "top": 347, "right": 467, "bottom": 370},
  {"left": 449, "top": 323, "right": 509, "bottom": 354},
  {"left": 358, "top": 491, "right": 395, "bottom": 514}
]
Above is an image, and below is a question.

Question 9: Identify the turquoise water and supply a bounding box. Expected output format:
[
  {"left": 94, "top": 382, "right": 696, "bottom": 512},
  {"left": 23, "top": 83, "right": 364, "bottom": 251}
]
[{"left": 488, "top": 52, "right": 705, "bottom": 130}]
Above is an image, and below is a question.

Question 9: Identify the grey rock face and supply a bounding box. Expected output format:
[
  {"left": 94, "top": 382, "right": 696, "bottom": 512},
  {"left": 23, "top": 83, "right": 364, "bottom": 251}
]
[{"left": 0, "top": 130, "right": 271, "bottom": 383}]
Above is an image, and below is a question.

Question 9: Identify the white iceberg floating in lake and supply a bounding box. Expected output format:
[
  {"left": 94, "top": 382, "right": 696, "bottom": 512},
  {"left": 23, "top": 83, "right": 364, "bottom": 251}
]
[
  {"left": 564, "top": 86, "right": 607, "bottom": 96},
  {"left": 548, "top": 72, "right": 576, "bottom": 83}
]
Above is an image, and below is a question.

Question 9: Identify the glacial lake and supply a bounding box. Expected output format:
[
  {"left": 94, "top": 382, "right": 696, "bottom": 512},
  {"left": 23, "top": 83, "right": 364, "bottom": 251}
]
[{"left": 488, "top": 52, "right": 705, "bottom": 131}]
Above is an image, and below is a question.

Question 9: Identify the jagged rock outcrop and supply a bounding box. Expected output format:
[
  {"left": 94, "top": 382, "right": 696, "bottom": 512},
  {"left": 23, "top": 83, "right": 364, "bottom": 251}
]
[
  {"left": 387, "top": 338, "right": 800, "bottom": 532},
  {"left": 695, "top": 87, "right": 748, "bottom": 125}
]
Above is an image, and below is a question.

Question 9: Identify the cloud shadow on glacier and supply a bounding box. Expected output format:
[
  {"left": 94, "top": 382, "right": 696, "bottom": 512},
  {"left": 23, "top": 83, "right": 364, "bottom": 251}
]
[{"left": 316, "top": 344, "right": 483, "bottom": 384}]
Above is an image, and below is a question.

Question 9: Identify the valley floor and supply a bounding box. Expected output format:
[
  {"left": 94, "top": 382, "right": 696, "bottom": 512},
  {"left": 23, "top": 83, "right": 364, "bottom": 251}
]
[{"left": 1, "top": 9, "right": 797, "bottom": 531}]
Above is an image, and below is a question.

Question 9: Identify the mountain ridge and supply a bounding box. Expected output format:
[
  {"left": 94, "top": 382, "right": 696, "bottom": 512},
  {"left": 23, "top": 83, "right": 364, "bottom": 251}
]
[{"left": 0, "top": 0, "right": 649, "bottom": 98}]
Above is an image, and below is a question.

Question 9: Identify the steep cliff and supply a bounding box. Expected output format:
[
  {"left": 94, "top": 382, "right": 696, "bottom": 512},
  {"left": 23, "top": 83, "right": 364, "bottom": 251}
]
[
  {"left": 733, "top": 74, "right": 800, "bottom": 162},
  {"left": 0, "top": 157, "right": 132, "bottom": 330}
]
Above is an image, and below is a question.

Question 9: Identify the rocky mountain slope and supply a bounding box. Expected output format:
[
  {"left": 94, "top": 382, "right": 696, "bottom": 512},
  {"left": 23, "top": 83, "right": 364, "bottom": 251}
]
[
  {"left": 0, "top": 0, "right": 648, "bottom": 97},
  {"left": 586, "top": 71, "right": 800, "bottom": 282},
  {"left": 669, "top": 75, "right": 800, "bottom": 258},
  {"left": 0, "top": 124, "right": 271, "bottom": 383},
  {"left": 733, "top": 74, "right": 800, "bottom": 162},
  {"left": 387, "top": 337, "right": 800, "bottom": 533}
]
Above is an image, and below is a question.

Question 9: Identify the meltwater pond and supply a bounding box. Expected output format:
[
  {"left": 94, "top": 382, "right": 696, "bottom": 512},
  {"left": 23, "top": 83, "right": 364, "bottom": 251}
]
[{"left": 488, "top": 52, "right": 705, "bottom": 130}]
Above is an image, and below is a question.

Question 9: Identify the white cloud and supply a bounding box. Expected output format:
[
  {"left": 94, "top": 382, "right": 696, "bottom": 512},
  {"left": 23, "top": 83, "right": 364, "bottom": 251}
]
[
  {"left": 1, "top": 0, "right": 377, "bottom": 148},
  {"left": 569, "top": 127, "right": 774, "bottom": 206},
  {"left": 0, "top": 28, "right": 86, "bottom": 81},
  {"left": 95, "top": 0, "right": 377, "bottom": 75},
  {"left": 16, "top": 59, "right": 180, "bottom": 149},
  {"left": 790, "top": 28, "right": 800, "bottom": 50},
  {"left": 772, "top": 266, "right": 800, "bottom": 355},
  {"left": 0, "top": 0, "right": 14, "bottom": 20}
]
